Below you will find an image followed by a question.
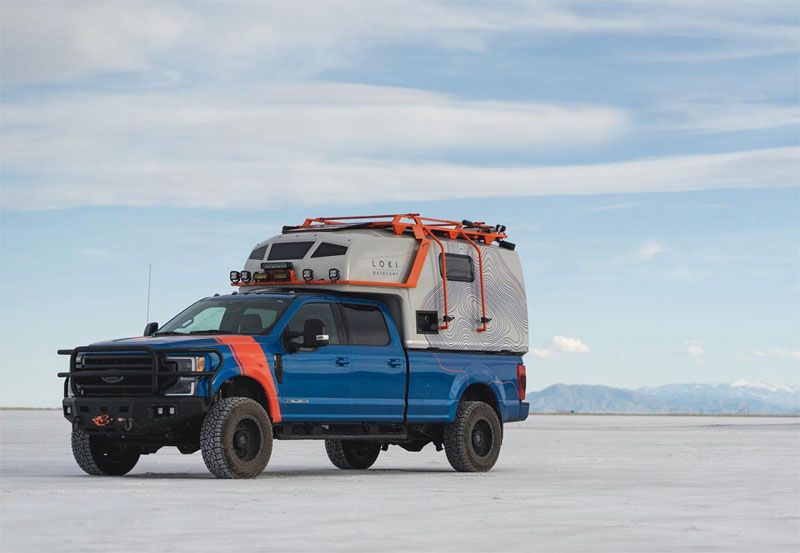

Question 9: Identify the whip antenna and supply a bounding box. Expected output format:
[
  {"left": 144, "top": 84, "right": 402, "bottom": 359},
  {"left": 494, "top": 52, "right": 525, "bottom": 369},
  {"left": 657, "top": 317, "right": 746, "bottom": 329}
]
[{"left": 146, "top": 262, "right": 152, "bottom": 323}]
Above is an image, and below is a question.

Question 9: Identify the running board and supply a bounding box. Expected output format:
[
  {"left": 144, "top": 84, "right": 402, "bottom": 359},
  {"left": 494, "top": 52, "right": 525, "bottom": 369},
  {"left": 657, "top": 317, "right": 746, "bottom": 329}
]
[{"left": 274, "top": 423, "right": 408, "bottom": 441}]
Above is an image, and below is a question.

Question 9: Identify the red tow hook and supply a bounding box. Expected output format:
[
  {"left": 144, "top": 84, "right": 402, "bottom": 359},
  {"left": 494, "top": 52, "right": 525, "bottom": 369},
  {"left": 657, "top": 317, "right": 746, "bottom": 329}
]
[{"left": 92, "top": 414, "right": 112, "bottom": 427}]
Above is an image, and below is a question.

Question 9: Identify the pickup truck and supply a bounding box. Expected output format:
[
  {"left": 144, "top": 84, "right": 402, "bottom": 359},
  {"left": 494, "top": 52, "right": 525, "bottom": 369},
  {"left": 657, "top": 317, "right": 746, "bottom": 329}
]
[{"left": 59, "top": 291, "right": 529, "bottom": 478}]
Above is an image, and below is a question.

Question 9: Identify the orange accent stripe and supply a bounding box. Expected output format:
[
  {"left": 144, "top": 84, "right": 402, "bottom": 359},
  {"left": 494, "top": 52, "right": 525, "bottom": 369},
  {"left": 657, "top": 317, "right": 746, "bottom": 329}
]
[{"left": 214, "top": 336, "right": 281, "bottom": 423}]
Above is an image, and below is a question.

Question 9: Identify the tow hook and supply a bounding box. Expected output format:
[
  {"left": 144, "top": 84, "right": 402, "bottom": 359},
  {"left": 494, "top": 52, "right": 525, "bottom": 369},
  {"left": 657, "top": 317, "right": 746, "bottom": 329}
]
[
  {"left": 116, "top": 417, "right": 134, "bottom": 431},
  {"left": 92, "top": 414, "right": 112, "bottom": 427}
]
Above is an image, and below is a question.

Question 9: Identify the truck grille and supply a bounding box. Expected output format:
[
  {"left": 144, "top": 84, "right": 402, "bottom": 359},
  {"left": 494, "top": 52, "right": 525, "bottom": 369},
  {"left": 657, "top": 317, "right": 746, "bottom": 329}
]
[{"left": 73, "top": 354, "right": 177, "bottom": 396}]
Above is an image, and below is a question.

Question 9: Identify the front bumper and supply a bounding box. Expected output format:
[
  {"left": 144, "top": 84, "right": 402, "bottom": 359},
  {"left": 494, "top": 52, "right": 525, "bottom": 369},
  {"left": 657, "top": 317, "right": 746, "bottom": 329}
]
[{"left": 63, "top": 396, "right": 212, "bottom": 435}]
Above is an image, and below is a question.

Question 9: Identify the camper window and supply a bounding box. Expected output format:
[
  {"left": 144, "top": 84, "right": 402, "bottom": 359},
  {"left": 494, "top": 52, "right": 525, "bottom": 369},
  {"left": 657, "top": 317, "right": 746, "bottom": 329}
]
[
  {"left": 311, "top": 242, "right": 349, "bottom": 258},
  {"left": 340, "top": 303, "right": 390, "bottom": 346},
  {"left": 248, "top": 245, "right": 268, "bottom": 260},
  {"left": 268, "top": 241, "right": 314, "bottom": 260},
  {"left": 439, "top": 253, "right": 474, "bottom": 282}
]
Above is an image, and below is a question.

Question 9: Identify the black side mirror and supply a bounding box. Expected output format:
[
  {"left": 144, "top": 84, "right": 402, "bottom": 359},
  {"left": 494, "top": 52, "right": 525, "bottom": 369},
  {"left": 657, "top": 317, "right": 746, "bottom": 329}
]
[
  {"left": 143, "top": 322, "right": 158, "bottom": 336},
  {"left": 303, "top": 319, "right": 329, "bottom": 348}
]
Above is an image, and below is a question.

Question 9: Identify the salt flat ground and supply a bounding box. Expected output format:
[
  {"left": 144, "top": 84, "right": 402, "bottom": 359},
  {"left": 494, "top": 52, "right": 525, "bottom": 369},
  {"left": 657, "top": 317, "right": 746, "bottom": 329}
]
[{"left": 1, "top": 412, "right": 798, "bottom": 553}]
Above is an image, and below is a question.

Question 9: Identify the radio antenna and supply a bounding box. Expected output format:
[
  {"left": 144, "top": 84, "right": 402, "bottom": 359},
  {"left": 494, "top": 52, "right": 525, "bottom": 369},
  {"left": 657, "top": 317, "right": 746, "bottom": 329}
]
[{"left": 146, "top": 262, "right": 152, "bottom": 323}]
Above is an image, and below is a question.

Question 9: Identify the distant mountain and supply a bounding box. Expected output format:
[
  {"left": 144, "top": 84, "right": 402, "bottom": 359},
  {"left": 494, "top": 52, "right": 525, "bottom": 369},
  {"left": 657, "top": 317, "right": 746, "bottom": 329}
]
[{"left": 529, "top": 381, "right": 800, "bottom": 415}]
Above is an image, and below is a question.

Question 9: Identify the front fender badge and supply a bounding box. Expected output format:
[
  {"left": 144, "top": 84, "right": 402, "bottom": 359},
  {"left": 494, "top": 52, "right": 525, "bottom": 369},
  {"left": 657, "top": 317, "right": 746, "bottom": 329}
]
[{"left": 92, "top": 414, "right": 112, "bottom": 427}]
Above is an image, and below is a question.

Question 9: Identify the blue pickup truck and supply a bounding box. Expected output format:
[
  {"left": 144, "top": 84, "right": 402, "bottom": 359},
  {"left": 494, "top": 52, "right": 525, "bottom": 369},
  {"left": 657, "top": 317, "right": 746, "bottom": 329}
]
[{"left": 59, "top": 215, "right": 530, "bottom": 478}]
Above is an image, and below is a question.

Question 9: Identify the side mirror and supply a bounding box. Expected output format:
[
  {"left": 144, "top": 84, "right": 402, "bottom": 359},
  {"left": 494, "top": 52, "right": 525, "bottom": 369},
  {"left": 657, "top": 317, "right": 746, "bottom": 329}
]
[
  {"left": 143, "top": 322, "right": 158, "bottom": 336},
  {"left": 303, "top": 319, "right": 329, "bottom": 349}
]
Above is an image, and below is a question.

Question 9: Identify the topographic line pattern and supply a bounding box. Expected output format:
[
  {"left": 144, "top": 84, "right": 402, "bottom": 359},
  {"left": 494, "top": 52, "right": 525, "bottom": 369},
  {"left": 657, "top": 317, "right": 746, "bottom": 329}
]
[{"left": 420, "top": 243, "right": 528, "bottom": 353}]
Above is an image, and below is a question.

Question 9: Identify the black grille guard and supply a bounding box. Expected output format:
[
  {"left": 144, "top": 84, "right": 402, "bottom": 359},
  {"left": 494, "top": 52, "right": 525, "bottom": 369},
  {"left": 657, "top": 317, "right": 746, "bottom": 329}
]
[{"left": 57, "top": 345, "right": 223, "bottom": 397}]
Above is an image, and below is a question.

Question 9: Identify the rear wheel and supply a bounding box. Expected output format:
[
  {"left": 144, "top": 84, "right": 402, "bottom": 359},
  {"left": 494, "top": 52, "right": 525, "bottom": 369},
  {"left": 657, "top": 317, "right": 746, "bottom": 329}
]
[
  {"left": 325, "top": 439, "right": 381, "bottom": 469},
  {"left": 200, "top": 397, "right": 273, "bottom": 479},
  {"left": 444, "top": 401, "right": 502, "bottom": 472},
  {"left": 71, "top": 427, "right": 140, "bottom": 476}
]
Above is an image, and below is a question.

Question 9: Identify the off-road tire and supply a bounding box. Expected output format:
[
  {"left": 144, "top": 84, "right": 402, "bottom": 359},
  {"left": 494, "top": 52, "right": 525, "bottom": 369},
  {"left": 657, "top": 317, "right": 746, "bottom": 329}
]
[
  {"left": 200, "top": 397, "right": 273, "bottom": 479},
  {"left": 444, "top": 401, "right": 502, "bottom": 472},
  {"left": 71, "top": 426, "right": 140, "bottom": 476},
  {"left": 325, "top": 439, "right": 381, "bottom": 469}
]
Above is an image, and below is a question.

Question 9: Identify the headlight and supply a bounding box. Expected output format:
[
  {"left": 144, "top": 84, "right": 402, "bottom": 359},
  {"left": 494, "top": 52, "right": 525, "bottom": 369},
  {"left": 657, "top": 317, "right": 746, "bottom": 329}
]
[{"left": 164, "top": 356, "right": 205, "bottom": 396}]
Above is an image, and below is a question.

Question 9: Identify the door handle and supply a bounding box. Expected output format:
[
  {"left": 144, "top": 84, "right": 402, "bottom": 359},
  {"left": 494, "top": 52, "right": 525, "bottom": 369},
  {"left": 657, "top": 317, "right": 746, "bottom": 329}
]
[
  {"left": 388, "top": 359, "right": 403, "bottom": 368},
  {"left": 335, "top": 357, "right": 351, "bottom": 367}
]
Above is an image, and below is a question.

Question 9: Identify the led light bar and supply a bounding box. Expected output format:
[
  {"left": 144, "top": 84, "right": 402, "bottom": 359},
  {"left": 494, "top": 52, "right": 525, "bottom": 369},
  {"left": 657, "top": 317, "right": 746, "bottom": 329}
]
[{"left": 261, "top": 262, "right": 294, "bottom": 270}]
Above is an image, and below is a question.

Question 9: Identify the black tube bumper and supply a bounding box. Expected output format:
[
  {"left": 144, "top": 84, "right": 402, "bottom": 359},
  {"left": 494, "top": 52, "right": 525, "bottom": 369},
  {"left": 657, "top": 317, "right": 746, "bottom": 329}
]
[{"left": 63, "top": 396, "right": 212, "bottom": 435}]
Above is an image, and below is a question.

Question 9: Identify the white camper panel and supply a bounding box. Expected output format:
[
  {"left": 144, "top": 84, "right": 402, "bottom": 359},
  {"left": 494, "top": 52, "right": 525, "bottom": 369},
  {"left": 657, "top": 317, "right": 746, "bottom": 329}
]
[{"left": 240, "top": 229, "right": 528, "bottom": 354}]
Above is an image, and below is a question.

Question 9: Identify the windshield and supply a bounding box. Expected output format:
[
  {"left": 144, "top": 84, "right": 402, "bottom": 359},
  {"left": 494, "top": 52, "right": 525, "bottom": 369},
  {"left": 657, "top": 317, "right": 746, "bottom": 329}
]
[{"left": 155, "top": 297, "right": 291, "bottom": 336}]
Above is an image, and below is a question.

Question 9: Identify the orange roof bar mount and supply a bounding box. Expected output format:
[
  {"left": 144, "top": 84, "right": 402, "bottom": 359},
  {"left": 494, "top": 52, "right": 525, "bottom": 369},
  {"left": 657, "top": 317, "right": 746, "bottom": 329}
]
[{"left": 292, "top": 213, "right": 508, "bottom": 245}]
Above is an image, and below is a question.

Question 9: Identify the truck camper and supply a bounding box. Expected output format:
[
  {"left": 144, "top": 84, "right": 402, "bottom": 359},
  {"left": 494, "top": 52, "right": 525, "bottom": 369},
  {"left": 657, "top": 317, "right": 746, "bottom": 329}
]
[{"left": 59, "top": 214, "right": 530, "bottom": 478}]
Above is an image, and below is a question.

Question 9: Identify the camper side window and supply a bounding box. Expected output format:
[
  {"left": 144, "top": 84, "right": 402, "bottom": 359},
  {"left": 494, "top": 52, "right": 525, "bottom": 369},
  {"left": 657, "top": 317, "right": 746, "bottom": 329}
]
[
  {"left": 439, "top": 253, "right": 474, "bottom": 282},
  {"left": 311, "top": 242, "right": 348, "bottom": 258},
  {"left": 340, "top": 304, "right": 390, "bottom": 346},
  {"left": 268, "top": 241, "right": 315, "bottom": 260},
  {"left": 248, "top": 245, "right": 268, "bottom": 260}
]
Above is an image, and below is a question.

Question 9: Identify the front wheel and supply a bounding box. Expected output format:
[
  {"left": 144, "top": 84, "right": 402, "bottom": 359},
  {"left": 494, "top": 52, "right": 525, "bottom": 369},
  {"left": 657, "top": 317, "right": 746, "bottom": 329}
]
[
  {"left": 443, "top": 401, "right": 502, "bottom": 472},
  {"left": 325, "top": 440, "right": 381, "bottom": 469},
  {"left": 200, "top": 397, "right": 273, "bottom": 479},
  {"left": 71, "top": 427, "right": 140, "bottom": 476}
]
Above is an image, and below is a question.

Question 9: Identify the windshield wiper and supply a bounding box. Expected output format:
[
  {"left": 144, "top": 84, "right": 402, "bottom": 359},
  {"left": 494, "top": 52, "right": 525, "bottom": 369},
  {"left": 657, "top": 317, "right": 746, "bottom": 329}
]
[
  {"left": 152, "top": 331, "right": 186, "bottom": 336},
  {"left": 187, "top": 330, "right": 235, "bottom": 335}
]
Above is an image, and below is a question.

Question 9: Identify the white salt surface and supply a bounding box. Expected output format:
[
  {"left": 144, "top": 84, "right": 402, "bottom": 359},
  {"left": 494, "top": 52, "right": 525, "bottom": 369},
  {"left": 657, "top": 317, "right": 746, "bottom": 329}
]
[{"left": 1, "top": 411, "right": 798, "bottom": 552}]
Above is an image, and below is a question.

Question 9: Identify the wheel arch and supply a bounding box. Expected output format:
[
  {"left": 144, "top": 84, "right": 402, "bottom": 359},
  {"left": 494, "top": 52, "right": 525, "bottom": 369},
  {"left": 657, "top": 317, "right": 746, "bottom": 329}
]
[
  {"left": 217, "top": 376, "right": 271, "bottom": 419},
  {"left": 458, "top": 382, "right": 502, "bottom": 420}
]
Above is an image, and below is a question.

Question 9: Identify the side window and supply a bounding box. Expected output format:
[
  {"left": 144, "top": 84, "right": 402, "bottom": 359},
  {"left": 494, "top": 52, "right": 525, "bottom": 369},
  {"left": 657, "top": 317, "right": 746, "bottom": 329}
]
[
  {"left": 286, "top": 303, "right": 340, "bottom": 347},
  {"left": 268, "top": 241, "right": 314, "bottom": 260},
  {"left": 248, "top": 245, "right": 268, "bottom": 260},
  {"left": 311, "top": 242, "right": 349, "bottom": 258},
  {"left": 237, "top": 306, "right": 280, "bottom": 335},
  {"left": 439, "top": 253, "right": 474, "bottom": 282},
  {"left": 340, "top": 303, "right": 390, "bottom": 346}
]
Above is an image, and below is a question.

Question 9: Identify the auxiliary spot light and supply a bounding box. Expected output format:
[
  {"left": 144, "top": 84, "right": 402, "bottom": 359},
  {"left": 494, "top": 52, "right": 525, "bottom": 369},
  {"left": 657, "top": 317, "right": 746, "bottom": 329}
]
[
  {"left": 302, "top": 269, "right": 314, "bottom": 282},
  {"left": 240, "top": 270, "right": 252, "bottom": 282},
  {"left": 230, "top": 271, "right": 241, "bottom": 283},
  {"left": 328, "top": 268, "right": 340, "bottom": 282}
]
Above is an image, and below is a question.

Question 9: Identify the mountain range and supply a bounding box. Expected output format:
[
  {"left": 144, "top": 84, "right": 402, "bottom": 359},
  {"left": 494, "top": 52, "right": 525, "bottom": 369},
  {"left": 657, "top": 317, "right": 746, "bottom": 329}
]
[{"left": 528, "top": 381, "right": 800, "bottom": 415}]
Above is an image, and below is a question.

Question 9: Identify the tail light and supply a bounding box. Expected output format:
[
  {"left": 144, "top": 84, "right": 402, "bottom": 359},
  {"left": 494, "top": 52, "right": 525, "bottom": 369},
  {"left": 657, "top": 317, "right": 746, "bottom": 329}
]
[{"left": 517, "top": 363, "right": 526, "bottom": 401}]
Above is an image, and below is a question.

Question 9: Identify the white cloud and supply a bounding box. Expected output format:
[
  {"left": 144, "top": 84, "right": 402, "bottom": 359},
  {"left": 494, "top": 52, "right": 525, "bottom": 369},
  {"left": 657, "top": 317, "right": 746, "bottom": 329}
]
[
  {"left": 583, "top": 202, "right": 640, "bottom": 213},
  {"left": 2, "top": 1, "right": 797, "bottom": 83},
  {"left": 668, "top": 340, "right": 704, "bottom": 357},
  {"left": 0, "top": 3, "right": 186, "bottom": 82},
  {"left": 750, "top": 349, "right": 800, "bottom": 360},
  {"left": 635, "top": 241, "right": 665, "bottom": 261},
  {"left": 685, "top": 340, "right": 704, "bottom": 357},
  {"left": 531, "top": 335, "right": 591, "bottom": 358},
  {"left": 1, "top": 82, "right": 796, "bottom": 213},
  {"left": 655, "top": 102, "right": 800, "bottom": 134}
]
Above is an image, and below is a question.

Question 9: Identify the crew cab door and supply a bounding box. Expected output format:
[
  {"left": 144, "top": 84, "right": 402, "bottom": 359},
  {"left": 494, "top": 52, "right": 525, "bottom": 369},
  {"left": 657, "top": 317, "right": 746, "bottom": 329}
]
[
  {"left": 337, "top": 302, "right": 406, "bottom": 422},
  {"left": 277, "top": 301, "right": 352, "bottom": 421}
]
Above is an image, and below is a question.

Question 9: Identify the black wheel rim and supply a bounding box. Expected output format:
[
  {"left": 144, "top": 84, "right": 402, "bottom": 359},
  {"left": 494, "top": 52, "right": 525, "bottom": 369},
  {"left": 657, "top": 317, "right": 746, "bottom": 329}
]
[
  {"left": 233, "top": 418, "right": 262, "bottom": 462},
  {"left": 348, "top": 442, "right": 375, "bottom": 460},
  {"left": 99, "top": 441, "right": 135, "bottom": 463},
  {"left": 471, "top": 420, "right": 493, "bottom": 457}
]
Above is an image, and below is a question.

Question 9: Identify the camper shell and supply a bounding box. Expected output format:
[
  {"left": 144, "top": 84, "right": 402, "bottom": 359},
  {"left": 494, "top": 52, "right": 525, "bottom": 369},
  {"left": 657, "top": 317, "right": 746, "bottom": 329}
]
[{"left": 234, "top": 214, "right": 529, "bottom": 355}]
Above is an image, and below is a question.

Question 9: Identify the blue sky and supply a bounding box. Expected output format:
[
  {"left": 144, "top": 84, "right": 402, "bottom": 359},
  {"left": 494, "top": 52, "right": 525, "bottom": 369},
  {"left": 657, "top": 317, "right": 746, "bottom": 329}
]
[{"left": 1, "top": 1, "right": 798, "bottom": 406}]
